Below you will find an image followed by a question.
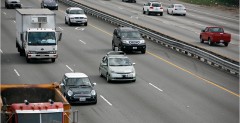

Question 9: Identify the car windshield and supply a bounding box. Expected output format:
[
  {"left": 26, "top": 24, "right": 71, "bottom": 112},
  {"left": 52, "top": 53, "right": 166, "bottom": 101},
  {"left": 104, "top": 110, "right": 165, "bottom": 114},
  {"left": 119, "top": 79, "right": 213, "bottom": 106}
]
[
  {"left": 28, "top": 32, "right": 56, "bottom": 45},
  {"left": 69, "top": 10, "right": 84, "bottom": 14},
  {"left": 209, "top": 27, "right": 224, "bottom": 33},
  {"left": 109, "top": 58, "right": 132, "bottom": 66},
  {"left": 66, "top": 77, "right": 91, "bottom": 86},
  {"left": 121, "top": 31, "right": 141, "bottom": 38}
]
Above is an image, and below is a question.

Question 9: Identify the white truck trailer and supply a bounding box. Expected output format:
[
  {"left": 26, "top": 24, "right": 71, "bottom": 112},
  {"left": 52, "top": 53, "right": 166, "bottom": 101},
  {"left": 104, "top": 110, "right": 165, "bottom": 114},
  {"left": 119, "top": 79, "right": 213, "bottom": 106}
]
[{"left": 16, "top": 9, "right": 62, "bottom": 63}]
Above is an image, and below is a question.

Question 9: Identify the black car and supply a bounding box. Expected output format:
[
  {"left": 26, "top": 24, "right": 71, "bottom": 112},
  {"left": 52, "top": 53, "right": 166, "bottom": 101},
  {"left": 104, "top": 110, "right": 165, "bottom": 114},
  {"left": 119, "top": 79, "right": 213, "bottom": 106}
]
[
  {"left": 112, "top": 27, "right": 146, "bottom": 54},
  {"left": 41, "top": 0, "right": 58, "bottom": 10},
  {"left": 60, "top": 72, "right": 97, "bottom": 104}
]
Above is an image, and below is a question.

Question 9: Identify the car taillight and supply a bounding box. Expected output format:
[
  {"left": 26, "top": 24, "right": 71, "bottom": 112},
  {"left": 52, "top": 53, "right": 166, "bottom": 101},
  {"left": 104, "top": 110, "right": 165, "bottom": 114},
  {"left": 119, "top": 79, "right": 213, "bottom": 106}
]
[{"left": 150, "top": 6, "right": 153, "bottom": 9}]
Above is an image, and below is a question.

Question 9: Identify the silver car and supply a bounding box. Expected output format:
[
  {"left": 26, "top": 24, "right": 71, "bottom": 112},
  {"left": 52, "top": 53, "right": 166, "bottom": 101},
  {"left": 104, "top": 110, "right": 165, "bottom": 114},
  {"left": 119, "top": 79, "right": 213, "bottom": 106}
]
[{"left": 99, "top": 51, "right": 136, "bottom": 82}]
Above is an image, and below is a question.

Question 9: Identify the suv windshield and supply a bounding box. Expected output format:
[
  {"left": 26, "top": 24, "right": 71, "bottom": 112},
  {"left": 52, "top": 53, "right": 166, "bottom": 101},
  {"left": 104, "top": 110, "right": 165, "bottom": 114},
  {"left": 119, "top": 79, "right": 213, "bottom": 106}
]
[
  {"left": 28, "top": 32, "right": 56, "bottom": 45},
  {"left": 69, "top": 10, "right": 84, "bottom": 14},
  {"left": 121, "top": 31, "right": 141, "bottom": 38},
  {"left": 66, "top": 77, "right": 91, "bottom": 86},
  {"left": 109, "top": 58, "right": 132, "bottom": 66}
]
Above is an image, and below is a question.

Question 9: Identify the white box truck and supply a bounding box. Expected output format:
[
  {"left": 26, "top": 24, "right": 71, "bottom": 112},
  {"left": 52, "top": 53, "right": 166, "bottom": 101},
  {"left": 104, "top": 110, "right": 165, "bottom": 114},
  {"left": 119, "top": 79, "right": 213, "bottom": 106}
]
[{"left": 16, "top": 9, "right": 62, "bottom": 63}]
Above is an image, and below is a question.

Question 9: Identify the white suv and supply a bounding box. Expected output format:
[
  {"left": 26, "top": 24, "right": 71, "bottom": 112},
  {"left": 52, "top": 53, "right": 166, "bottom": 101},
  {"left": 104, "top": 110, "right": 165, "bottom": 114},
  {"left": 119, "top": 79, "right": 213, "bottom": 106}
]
[
  {"left": 143, "top": 1, "right": 163, "bottom": 16},
  {"left": 65, "top": 7, "right": 88, "bottom": 26}
]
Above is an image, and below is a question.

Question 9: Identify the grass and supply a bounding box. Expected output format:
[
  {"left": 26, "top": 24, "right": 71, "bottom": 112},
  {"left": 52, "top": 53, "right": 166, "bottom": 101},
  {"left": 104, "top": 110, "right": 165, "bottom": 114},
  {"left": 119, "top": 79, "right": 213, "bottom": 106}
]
[{"left": 179, "top": 0, "right": 239, "bottom": 7}]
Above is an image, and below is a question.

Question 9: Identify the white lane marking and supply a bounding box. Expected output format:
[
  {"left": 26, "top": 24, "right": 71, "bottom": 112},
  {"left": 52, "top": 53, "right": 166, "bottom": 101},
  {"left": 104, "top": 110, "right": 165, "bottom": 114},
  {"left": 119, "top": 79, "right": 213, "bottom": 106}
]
[
  {"left": 100, "top": 95, "right": 112, "bottom": 106},
  {"left": 66, "top": 65, "right": 73, "bottom": 72},
  {"left": 79, "top": 40, "right": 86, "bottom": 44},
  {"left": 75, "top": 27, "right": 85, "bottom": 31},
  {"left": 14, "top": 69, "right": 20, "bottom": 76},
  {"left": 58, "top": 27, "right": 63, "bottom": 30},
  {"left": 149, "top": 83, "right": 163, "bottom": 92},
  {"left": 13, "top": 20, "right": 16, "bottom": 23},
  {"left": 3, "top": 12, "right": 6, "bottom": 15},
  {"left": 0, "top": 49, "right": 3, "bottom": 54}
]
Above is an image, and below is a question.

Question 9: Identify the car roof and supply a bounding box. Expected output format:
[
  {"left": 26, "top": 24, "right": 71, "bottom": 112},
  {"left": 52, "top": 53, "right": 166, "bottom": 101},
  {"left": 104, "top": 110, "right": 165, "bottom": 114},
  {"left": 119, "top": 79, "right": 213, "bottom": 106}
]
[
  {"left": 68, "top": 7, "right": 83, "bottom": 10},
  {"left": 118, "top": 27, "right": 138, "bottom": 32},
  {"left": 65, "top": 72, "right": 88, "bottom": 78}
]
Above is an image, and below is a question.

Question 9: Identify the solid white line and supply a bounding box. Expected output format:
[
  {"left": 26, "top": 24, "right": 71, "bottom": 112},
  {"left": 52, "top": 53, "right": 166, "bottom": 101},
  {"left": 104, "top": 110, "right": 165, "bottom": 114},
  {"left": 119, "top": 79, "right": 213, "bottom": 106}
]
[
  {"left": 79, "top": 40, "right": 86, "bottom": 44},
  {"left": 58, "top": 27, "right": 63, "bottom": 30},
  {"left": 14, "top": 69, "right": 20, "bottom": 76},
  {"left": 66, "top": 65, "right": 73, "bottom": 72},
  {"left": 149, "top": 83, "right": 163, "bottom": 92},
  {"left": 3, "top": 12, "right": 6, "bottom": 15},
  {"left": 100, "top": 95, "right": 112, "bottom": 106},
  {"left": 13, "top": 20, "right": 16, "bottom": 23},
  {"left": 0, "top": 49, "right": 3, "bottom": 54}
]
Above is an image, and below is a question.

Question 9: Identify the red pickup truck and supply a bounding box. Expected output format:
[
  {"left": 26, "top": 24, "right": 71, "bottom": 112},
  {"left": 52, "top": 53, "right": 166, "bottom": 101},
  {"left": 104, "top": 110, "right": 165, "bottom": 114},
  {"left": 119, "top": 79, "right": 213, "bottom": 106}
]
[{"left": 200, "top": 27, "right": 231, "bottom": 46}]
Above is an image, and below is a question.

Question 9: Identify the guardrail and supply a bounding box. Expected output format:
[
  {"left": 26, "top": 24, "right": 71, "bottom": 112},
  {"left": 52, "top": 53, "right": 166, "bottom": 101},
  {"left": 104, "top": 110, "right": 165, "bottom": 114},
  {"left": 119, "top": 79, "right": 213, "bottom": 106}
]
[{"left": 59, "top": 0, "right": 239, "bottom": 75}]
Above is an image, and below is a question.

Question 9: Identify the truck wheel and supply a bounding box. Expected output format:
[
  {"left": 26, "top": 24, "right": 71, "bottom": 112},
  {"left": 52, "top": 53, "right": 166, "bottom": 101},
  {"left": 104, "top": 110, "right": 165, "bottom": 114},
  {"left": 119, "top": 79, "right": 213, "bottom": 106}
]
[
  {"left": 51, "top": 58, "right": 55, "bottom": 63},
  {"left": 200, "top": 36, "right": 204, "bottom": 43},
  {"left": 208, "top": 38, "right": 213, "bottom": 46},
  {"left": 224, "top": 42, "right": 229, "bottom": 47}
]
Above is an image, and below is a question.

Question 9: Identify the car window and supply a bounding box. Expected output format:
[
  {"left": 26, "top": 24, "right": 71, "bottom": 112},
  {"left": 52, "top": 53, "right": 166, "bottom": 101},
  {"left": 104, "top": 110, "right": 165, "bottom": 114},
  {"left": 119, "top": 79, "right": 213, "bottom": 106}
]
[
  {"left": 66, "top": 78, "right": 91, "bottom": 86},
  {"left": 109, "top": 58, "right": 132, "bottom": 66},
  {"left": 69, "top": 10, "right": 84, "bottom": 14},
  {"left": 210, "top": 27, "right": 224, "bottom": 33},
  {"left": 175, "top": 4, "right": 184, "bottom": 9},
  {"left": 152, "top": 3, "right": 160, "bottom": 7}
]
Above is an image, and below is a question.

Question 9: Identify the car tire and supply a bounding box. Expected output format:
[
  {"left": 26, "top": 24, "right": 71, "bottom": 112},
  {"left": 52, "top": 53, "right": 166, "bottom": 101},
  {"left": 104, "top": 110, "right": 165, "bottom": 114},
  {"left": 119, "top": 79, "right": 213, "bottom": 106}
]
[
  {"left": 84, "top": 22, "right": 88, "bottom": 26},
  {"left": 183, "top": 14, "right": 186, "bottom": 16},
  {"left": 106, "top": 74, "right": 111, "bottom": 83},
  {"left": 224, "top": 42, "right": 229, "bottom": 47},
  {"left": 65, "top": 18, "right": 67, "bottom": 24},
  {"left": 112, "top": 42, "right": 115, "bottom": 51},
  {"left": 99, "top": 69, "right": 103, "bottom": 77},
  {"left": 160, "top": 12, "right": 163, "bottom": 16},
  {"left": 208, "top": 38, "right": 213, "bottom": 46},
  {"left": 200, "top": 36, "right": 204, "bottom": 43},
  {"left": 51, "top": 58, "right": 55, "bottom": 63},
  {"left": 132, "top": 79, "right": 136, "bottom": 82},
  {"left": 146, "top": 10, "right": 149, "bottom": 15},
  {"left": 26, "top": 57, "right": 30, "bottom": 63},
  {"left": 68, "top": 19, "right": 72, "bottom": 26},
  {"left": 141, "top": 49, "right": 146, "bottom": 54},
  {"left": 93, "top": 100, "right": 97, "bottom": 104},
  {"left": 143, "top": 10, "right": 145, "bottom": 14}
]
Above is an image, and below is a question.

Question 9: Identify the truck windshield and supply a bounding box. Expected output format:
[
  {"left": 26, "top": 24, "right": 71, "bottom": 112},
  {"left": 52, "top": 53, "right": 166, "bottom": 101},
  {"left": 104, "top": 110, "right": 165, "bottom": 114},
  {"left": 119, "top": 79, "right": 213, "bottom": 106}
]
[
  {"left": 28, "top": 32, "right": 56, "bottom": 45},
  {"left": 18, "top": 112, "right": 62, "bottom": 123}
]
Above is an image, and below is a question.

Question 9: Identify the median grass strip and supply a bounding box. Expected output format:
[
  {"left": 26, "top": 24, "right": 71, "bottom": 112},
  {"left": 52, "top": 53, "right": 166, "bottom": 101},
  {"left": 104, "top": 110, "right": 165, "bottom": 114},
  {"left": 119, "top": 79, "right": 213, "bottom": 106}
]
[{"left": 179, "top": 0, "right": 239, "bottom": 7}]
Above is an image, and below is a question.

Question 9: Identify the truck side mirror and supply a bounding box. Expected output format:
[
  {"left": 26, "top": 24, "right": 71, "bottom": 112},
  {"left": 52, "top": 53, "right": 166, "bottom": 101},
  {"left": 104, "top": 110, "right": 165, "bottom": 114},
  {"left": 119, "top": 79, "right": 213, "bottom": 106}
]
[{"left": 57, "top": 31, "right": 62, "bottom": 41}]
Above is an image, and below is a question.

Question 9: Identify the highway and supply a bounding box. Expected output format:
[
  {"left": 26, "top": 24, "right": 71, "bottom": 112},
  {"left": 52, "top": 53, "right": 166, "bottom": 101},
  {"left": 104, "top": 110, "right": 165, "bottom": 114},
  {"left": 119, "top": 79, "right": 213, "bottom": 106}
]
[
  {"left": 73, "top": 0, "right": 239, "bottom": 61},
  {"left": 1, "top": 0, "right": 239, "bottom": 123}
]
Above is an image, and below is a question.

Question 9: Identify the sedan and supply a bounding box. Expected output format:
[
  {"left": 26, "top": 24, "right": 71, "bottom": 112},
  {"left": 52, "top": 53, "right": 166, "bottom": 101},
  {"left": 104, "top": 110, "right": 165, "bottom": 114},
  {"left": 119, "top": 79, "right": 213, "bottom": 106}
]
[{"left": 167, "top": 4, "right": 186, "bottom": 16}]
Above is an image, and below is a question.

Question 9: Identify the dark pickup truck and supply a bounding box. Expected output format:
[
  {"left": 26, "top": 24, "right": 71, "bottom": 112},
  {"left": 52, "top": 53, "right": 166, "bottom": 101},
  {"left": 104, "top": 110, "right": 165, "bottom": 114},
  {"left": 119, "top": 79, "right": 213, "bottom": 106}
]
[{"left": 200, "top": 27, "right": 231, "bottom": 46}]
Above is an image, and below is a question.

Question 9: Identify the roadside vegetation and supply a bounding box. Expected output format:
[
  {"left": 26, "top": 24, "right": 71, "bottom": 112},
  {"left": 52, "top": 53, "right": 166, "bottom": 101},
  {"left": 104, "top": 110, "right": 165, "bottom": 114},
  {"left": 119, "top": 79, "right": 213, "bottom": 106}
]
[{"left": 179, "top": 0, "right": 239, "bottom": 7}]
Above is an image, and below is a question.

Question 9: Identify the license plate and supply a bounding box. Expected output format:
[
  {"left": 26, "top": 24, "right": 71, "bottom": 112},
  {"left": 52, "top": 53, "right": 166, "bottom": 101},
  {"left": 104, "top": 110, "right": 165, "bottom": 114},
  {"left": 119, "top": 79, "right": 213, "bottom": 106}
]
[
  {"left": 122, "top": 74, "right": 128, "bottom": 78},
  {"left": 79, "top": 97, "right": 86, "bottom": 101},
  {"left": 133, "top": 47, "right": 137, "bottom": 49}
]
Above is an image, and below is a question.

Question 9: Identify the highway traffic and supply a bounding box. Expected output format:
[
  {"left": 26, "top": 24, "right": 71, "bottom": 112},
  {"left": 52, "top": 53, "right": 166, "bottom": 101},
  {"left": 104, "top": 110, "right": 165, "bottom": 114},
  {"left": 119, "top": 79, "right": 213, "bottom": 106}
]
[{"left": 1, "top": 0, "right": 239, "bottom": 123}]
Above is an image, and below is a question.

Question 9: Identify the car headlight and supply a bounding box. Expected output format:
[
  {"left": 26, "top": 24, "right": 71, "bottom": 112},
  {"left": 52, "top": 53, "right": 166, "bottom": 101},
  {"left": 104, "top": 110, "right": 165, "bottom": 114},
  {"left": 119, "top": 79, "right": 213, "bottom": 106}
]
[
  {"left": 122, "top": 40, "right": 129, "bottom": 44},
  {"left": 67, "top": 90, "right": 73, "bottom": 96},
  {"left": 55, "top": 4, "right": 58, "bottom": 6},
  {"left": 91, "top": 90, "right": 96, "bottom": 96},
  {"left": 139, "top": 40, "right": 145, "bottom": 44},
  {"left": 44, "top": 4, "right": 47, "bottom": 6}
]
